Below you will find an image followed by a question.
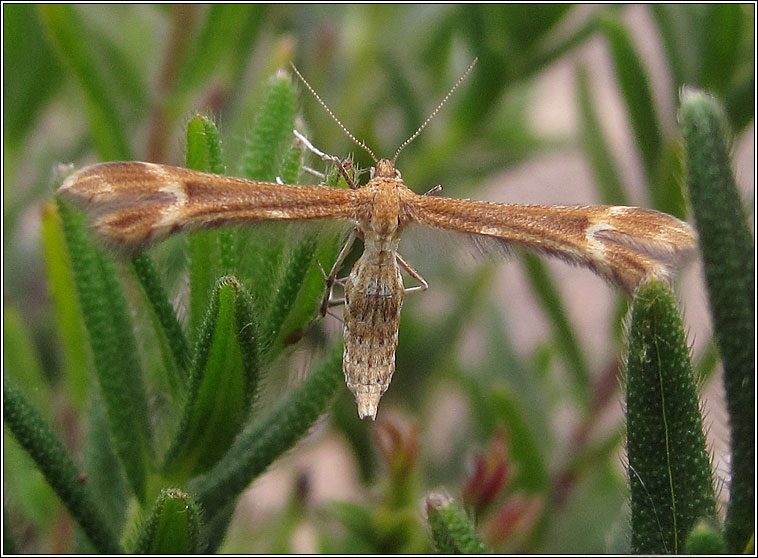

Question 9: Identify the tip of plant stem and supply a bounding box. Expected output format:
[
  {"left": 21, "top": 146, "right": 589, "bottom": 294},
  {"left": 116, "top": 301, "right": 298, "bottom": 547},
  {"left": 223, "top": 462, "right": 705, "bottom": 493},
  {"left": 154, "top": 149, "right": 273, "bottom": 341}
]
[{"left": 425, "top": 492, "right": 449, "bottom": 511}]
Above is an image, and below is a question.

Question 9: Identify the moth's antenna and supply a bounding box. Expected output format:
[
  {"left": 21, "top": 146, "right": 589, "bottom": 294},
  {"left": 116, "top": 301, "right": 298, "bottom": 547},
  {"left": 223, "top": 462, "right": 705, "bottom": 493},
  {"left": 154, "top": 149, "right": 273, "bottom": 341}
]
[
  {"left": 290, "top": 63, "right": 378, "bottom": 164},
  {"left": 392, "top": 58, "right": 477, "bottom": 165}
]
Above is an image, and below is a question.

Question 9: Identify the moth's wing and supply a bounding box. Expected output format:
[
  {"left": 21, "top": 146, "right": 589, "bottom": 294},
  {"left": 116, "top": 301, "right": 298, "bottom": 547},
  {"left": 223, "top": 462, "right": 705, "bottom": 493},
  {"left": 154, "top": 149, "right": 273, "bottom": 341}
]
[
  {"left": 58, "top": 161, "right": 360, "bottom": 253},
  {"left": 405, "top": 194, "right": 697, "bottom": 293}
]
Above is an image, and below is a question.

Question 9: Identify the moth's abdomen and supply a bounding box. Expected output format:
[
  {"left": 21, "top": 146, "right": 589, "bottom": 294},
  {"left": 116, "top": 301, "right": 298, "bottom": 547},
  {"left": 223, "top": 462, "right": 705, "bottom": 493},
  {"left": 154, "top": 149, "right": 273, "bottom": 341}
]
[{"left": 343, "top": 252, "right": 405, "bottom": 420}]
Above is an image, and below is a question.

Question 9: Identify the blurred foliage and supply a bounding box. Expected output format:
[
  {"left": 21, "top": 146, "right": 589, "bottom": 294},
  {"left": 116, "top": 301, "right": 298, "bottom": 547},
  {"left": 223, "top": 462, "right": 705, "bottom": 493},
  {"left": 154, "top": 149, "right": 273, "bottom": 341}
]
[{"left": 3, "top": 4, "right": 753, "bottom": 554}]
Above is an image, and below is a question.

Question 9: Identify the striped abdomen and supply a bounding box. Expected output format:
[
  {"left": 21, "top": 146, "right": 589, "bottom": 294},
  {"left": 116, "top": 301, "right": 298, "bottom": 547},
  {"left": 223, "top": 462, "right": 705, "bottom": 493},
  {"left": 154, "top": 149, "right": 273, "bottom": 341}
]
[{"left": 342, "top": 249, "right": 405, "bottom": 420}]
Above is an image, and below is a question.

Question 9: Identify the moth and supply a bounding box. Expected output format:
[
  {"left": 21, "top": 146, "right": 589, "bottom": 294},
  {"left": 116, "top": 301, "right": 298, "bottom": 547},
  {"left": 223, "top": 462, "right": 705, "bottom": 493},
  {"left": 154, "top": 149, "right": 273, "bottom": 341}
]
[{"left": 58, "top": 61, "right": 697, "bottom": 419}]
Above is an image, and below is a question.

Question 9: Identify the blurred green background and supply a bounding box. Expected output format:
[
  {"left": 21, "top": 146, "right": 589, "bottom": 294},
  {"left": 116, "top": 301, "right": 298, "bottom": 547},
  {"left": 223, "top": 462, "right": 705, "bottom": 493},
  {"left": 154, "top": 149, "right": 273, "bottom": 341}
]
[{"left": 3, "top": 4, "right": 754, "bottom": 554}]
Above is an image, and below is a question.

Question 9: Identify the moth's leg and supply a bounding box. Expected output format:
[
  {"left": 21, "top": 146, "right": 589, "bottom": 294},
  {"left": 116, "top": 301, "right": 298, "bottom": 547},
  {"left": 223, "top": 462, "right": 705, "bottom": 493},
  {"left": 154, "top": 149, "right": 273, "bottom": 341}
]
[
  {"left": 294, "top": 129, "right": 358, "bottom": 190},
  {"left": 320, "top": 230, "right": 358, "bottom": 316},
  {"left": 301, "top": 165, "right": 326, "bottom": 180},
  {"left": 398, "top": 185, "right": 436, "bottom": 294},
  {"left": 317, "top": 261, "right": 347, "bottom": 309},
  {"left": 395, "top": 252, "right": 429, "bottom": 295}
]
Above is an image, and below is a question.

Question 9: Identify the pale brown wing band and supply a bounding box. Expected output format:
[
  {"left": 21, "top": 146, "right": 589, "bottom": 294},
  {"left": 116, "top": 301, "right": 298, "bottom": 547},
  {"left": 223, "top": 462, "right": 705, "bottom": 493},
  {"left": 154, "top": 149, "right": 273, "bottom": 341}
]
[{"left": 407, "top": 195, "right": 697, "bottom": 293}]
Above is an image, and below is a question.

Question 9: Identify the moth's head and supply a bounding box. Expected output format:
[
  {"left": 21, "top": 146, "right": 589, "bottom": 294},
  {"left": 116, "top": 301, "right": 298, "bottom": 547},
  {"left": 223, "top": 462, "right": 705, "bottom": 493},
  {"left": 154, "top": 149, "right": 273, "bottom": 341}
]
[
  {"left": 371, "top": 159, "right": 402, "bottom": 180},
  {"left": 291, "top": 58, "right": 477, "bottom": 180}
]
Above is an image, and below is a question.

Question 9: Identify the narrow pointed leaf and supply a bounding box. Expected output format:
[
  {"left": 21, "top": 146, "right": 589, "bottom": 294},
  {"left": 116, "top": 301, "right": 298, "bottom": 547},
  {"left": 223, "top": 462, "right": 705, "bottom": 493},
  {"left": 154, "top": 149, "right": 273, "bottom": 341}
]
[
  {"left": 425, "top": 492, "right": 488, "bottom": 554},
  {"left": 132, "top": 488, "right": 203, "bottom": 554},
  {"left": 577, "top": 65, "right": 628, "bottom": 206},
  {"left": 40, "top": 203, "right": 89, "bottom": 409},
  {"left": 57, "top": 197, "right": 151, "bottom": 501},
  {"left": 520, "top": 252, "right": 591, "bottom": 410},
  {"left": 3, "top": 309, "right": 52, "bottom": 418},
  {"left": 38, "top": 5, "right": 131, "bottom": 160},
  {"left": 3, "top": 379, "right": 122, "bottom": 554},
  {"left": 625, "top": 279, "right": 717, "bottom": 554},
  {"left": 599, "top": 13, "right": 662, "bottom": 184},
  {"left": 193, "top": 343, "right": 343, "bottom": 518},
  {"left": 241, "top": 70, "right": 297, "bottom": 183},
  {"left": 261, "top": 234, "right": 317, "bottom": 357},
  {"left": 170, "top": 6, "right": 265, "bottom": 105},
  {"left": 186, "top": 114, "right": 230, "bottom": 334},
  {"left": 684, "top": 520, "right": 727, "bottom": 555},
  {"left": 679, "top": 89, "right": 754, "bottom": 553},
  {"left": 163, "top": 277, "right": 260, "bottom": 480},
  {"left": 3, "top": 4, "right": 63, "bottom": 149},
  {"left": 237, "top": 71, "right": 298, "bottom": 304},
  {"left": 651, "top": 138, "right": 687, "bottom": 220},
  {"left": 82, "top": 391, "right": 130, "bottom": 538},
  {"left": 131, "top": 252, "right": 190, "bottom": 381},
  {"left": 700, "top": 4, "right": 743, "bottom": 95}
]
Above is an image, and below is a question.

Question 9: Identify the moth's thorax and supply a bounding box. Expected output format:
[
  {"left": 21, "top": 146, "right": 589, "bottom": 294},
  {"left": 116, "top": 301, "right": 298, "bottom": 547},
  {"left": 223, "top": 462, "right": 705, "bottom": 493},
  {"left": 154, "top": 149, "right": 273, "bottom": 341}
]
[{"left": 356, "top": 163, "right": 413, "bottom": 238}]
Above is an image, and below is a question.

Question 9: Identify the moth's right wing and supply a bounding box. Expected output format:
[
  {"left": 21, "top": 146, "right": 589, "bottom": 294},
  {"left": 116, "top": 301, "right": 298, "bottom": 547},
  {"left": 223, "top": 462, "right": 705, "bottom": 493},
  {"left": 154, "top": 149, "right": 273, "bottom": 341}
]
[
  {"left": 58, "top": 162, "right": 361, "bottom": 252},
  {"left": 405, "top": 193, "right": 696, "bottom": 294}
]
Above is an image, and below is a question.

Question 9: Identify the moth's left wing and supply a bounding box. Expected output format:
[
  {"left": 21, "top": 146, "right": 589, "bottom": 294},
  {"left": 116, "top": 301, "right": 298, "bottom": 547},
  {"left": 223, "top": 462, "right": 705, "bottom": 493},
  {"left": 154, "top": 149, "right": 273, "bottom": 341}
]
[{"left": 58, "top": 162, "right": 361, "bottom": 253}]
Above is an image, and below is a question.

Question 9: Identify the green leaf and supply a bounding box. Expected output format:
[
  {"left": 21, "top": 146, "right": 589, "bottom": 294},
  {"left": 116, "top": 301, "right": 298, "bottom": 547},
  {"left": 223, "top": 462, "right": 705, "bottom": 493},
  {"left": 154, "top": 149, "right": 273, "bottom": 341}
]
[
  {"left": 648, "top": 5, "right": 692, "bottom": 95},
  {"left": 132, "top": 488, "right": 203, "bottom": 554},
  {"left": 163, "top": 277, "right": 261, "bottom": 480},
  {"left": 425, "top": 493, "right": 488, "bottom": 554},
  {"left": 38, "top": 5, "right": 131, "bottom": 160},
  {"left": 82, "top": 391, "right": 130, "bottom": 539},
  {"left": 186, "top": 113, "right": 226, "bottom": 175},
  {"left": 577, "top": 65, "right": 628, "bottom": 206},
  {"left": 186, "top": 114, "right": 231, "bottom": 334},
  {"left": 650, "top": 138, "right": 687, "bottom": 220},
  {"left": 130, "top": 252, "right": 191, "bottom": 383},
  {"left": 2, "top": 4, "right": 63, "bottom": 149},
  {"left": 3, "top": 508, "right": 18, "bottom": 556},
  {"left": 488, "top": 389, "right": 549, "bottom": 493},
  {"left": 235, "top": 71, "right": 329, "bottom": 356},
  {"left": 170, "top": 6, "right": 267, "bottom": 109},
  {"left": 234, "top": 70, "right": 299, "bottom": 309},
  {"left": 520, "top": 252, "right": 591, "bottom": 410},
  {"left": 193, "top": 342, "right": 343, "bottom": 519},
  {"left": 625, "top": 279, "right": 717, "bottom": 554},
  {"left": 57, "top": 197, "right": 151, "bottom": 502},
  {"left": 260, "top": 234, "right": 317, "bottom": 357},
  {"left": 3, "top": 431, "right": 61, "bottom": 533},
  {"left": 200, "top": 501, "right": 236, "bottom": 554},
  {"left": 40, "top": 202, "right": 90, "bottom": 410},
  {"left": 683, "top": 520, "right": 727, "bottom": 555},
  {"left": 679, "top": 89, "right": 754, "bottom": 553},
  {"left": 241, "top": 70, "right": 297, "bottom": 183},
  {"left": 2, "top": 308, "right": 52, "bottom": 418},
  {"left": 724, "top": 72, "right": 755, "bottom": 134},
  {"left": 323, "top": 501, "right": 376, "bottom": 550},
  {"left": 599, "top": 13, "right": 662, "bottom": 185},
  {"left": 3, "top": 378, "right": 122, "bottom": 554},
  {"left": 700, "top": 4, "right": 743, "bottom": 95}
]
